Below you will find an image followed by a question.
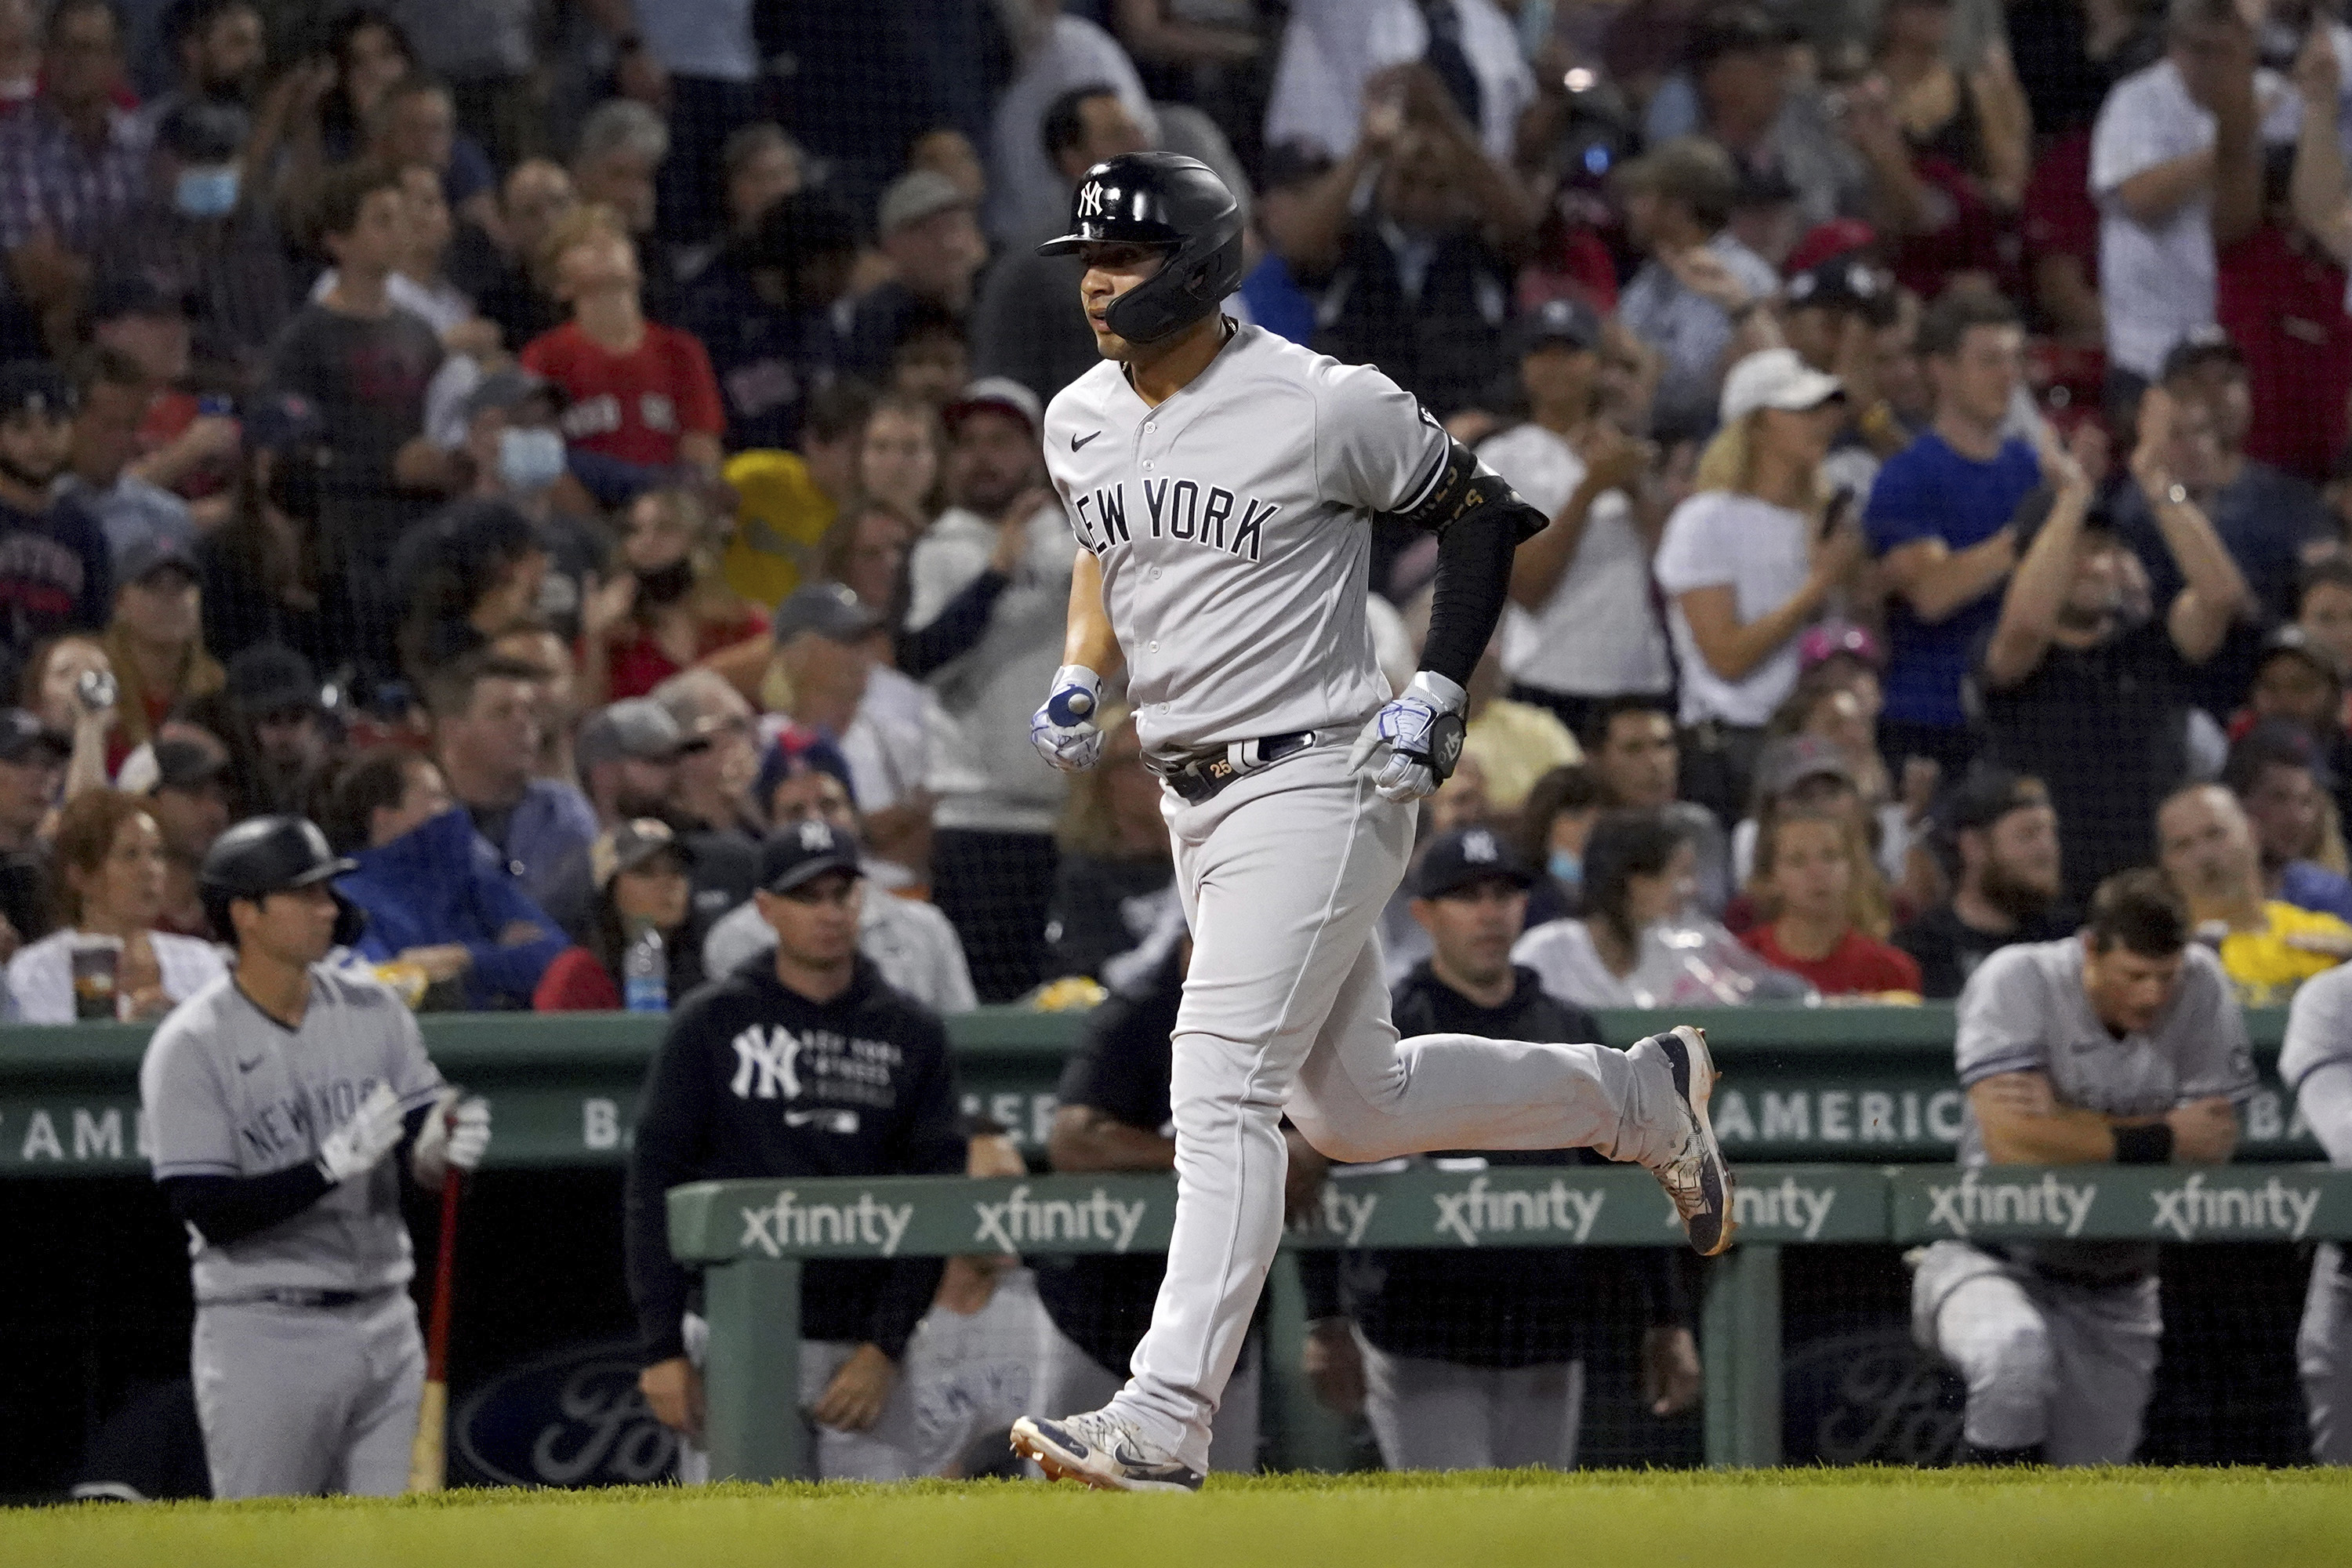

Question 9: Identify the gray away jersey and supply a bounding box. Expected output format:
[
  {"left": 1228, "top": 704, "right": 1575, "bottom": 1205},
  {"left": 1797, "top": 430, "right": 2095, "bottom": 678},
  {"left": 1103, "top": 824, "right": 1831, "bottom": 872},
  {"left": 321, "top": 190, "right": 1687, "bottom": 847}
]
[
  {"left": 1953, "top": 938, "right": 2256, "bottom": 1276},
  {"left": 1042, "top": 325, "right": 1451, "bottom": 764},
  {"left": 141, "top": 967, "right": 445, "bottom": 1302}
]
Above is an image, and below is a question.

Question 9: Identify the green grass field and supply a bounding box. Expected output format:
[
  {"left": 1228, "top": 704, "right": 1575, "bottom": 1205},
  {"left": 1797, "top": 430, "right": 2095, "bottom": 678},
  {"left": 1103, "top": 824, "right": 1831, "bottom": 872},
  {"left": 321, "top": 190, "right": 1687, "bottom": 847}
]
[{"left": 5, "top": 1468, "right": 2347, "bottom": 1568}]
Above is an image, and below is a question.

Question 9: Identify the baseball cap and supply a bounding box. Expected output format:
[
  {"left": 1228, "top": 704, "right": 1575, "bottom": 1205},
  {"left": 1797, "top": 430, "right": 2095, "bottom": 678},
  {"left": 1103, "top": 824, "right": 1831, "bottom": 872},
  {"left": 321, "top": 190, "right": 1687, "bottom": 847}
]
[
  {"left": 771, "top": 582, "right": 884, "bottom": 644},
  {"left": 117, "top": 533, "right": 201, "bottom": 587},
  {"left": 590, "top": 817, "right": 694, "bottom": 891},
  {"left": 575, "top": 699, "right": 685, "bottom": 775},
  {"left": 943, "top": 376, "right": 1043, "bottom": 437},
  {"left": 1508, "top": 297, "right": 1603, "bottom": 358},
  {"left": 1798, "top": 619, "right": 1884, "bottom": 673},
  {"left": 2259, "top": 622, "right": 2344, "bottom": 685},
  {"left": 758, "top": 816, "right": 864, "bottom": 894},
  {"left": 2161, "top": 325, "right": 2245, "bottom": 384},
  {"left": 226, "top": 643, "right": 321, "bottom": 717},
  {"left": 148, "top": 733, "right": 230, "bottom": 793},
  {"left": 462, "top": 366, "right": 564, "bottom": 422},
  {"left": 2225, "top": 717, "right": 2339, "bottom": 793},
  {"left": 156, "top": 96, "right": 247, "bottom": 163},
  {"left": 1784, "top": 256, "right": 1890, "bottom": 324},
  {"left": 877, "top": 169, "right": 971, "bottom": 239},
  {"left": 1784, "top": 217, "right": 1878, "bottom": 276},
  {"left": 85, "top": 274, "right": 191, "bottom": 326},
  {"left": 0, "top": 708, "right": 70, "bottom": 764},
  {"left": 1753, "top": 735, "right": 1855, "bottom": 800},
  {"left": 1410, "top": 826, "right": 1537, "bottom": 898},
  {"left": 1936, "top": 769, "right": 2050, "bottom": 837},
  {"left": 1686, "top": 3, "right": 1797, "bottom": 68},
  {"left": 1720, "top": 348, "right": 1844, "bottom": 425},
  {"left": 0, "top": 361, "right": 75, "bottom": 423}
]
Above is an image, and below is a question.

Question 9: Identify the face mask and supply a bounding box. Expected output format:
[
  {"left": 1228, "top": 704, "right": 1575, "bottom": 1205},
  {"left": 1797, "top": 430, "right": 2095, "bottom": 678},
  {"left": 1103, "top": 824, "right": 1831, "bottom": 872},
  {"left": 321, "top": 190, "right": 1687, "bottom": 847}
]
[
  {"left": 1548, "top": 849, "right": 1581, "bottom": 886},
  {"left": 634, "top": 558, "right": 695, "bottom": 604},
  {"left": 497, "top": 426, "right": 567, "bottom": 494},
  {"left": 174, "top": 165, "right": 241, "bottom": 219}
]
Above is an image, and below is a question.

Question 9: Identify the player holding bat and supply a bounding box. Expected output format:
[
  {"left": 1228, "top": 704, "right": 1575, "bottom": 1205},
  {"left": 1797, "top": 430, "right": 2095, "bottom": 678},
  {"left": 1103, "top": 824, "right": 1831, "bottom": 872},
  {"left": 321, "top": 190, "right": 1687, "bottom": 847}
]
[{"left": 139, "top": 815, "right": 491, "bottom": 1498}]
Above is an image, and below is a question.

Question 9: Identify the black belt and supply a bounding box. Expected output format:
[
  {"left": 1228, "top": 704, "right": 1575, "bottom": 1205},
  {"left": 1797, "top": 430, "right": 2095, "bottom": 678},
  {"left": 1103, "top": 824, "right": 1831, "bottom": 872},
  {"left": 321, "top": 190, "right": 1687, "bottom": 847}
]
[
  {"left": 243, "top": 1287, "right": 389, "bottom": 1309},
  {"left": 1157, "top": 731, "right": 1317, "bottom": 805}
]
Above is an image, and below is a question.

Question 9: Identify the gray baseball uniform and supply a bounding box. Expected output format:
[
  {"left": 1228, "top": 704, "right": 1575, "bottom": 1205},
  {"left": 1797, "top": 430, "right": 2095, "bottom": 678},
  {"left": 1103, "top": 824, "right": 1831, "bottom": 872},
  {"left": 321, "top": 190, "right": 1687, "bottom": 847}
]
[
  {"left": 1039, "top": 325, "right": 1690, "bottom": 1475},
  {"left": 2280, "top": 964, "right": 2352, "bottom": 1462},
  {"left": 141, "top": 968, "right": 446, "bottom": 1498},
  {"left": 1914, "top": 938, "right": 2255, "bottom": 1461}
]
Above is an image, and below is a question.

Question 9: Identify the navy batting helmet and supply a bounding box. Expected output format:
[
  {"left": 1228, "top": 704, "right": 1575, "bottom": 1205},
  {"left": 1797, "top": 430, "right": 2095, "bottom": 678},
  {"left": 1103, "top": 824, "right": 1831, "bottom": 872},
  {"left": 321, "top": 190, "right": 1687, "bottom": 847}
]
[
  {"left": 200, "top": 815, "right": 365, "bottom": 947},
  {"left": 1037, "top": 152, "right": 1243, "bottom": 345}
]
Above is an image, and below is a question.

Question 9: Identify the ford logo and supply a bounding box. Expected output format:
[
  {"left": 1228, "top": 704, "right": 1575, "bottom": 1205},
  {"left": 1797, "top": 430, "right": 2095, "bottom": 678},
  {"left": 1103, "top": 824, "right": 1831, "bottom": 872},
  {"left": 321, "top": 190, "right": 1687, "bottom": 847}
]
[{"left": 452, "top": 1341, "right": 680, "bottom": 1488}]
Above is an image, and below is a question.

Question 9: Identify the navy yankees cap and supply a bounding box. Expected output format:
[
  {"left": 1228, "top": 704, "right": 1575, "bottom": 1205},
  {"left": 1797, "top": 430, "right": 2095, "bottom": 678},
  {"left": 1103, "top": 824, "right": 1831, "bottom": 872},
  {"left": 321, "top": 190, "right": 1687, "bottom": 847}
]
[
  {"left": 1509, "top": 297, "right": 1603, "bottom": 358},
  {"left": 0, "top": 361, "right": 75, "bottom": 423},
  {"left": 758, "top": 817, "right": 864, "bottom": 894},
  {"left": 1411, "top": 827, "right": 1537, "bottom": 899}
]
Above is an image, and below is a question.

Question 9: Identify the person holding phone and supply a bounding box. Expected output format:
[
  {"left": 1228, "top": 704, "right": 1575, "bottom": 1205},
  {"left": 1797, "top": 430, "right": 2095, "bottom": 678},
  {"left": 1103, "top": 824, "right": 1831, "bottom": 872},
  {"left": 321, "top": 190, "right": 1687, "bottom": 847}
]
[{"left": 1653, "top": 348, "right": 1869, "bottom": 821}]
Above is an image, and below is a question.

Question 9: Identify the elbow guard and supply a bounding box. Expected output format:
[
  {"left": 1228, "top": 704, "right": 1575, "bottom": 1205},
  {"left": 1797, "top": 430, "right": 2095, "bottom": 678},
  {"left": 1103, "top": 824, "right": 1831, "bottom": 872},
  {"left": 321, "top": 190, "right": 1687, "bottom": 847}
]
[{"left": 1381, "top": 436, "right": 1546, "bottom": 544}]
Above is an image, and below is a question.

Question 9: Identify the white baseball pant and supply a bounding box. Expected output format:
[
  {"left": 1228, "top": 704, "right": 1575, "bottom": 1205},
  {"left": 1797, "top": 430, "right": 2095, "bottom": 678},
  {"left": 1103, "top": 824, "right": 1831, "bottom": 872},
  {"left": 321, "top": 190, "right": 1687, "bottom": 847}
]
[
  {"left": 2297, "top": 1243, "right": 2352, "bottom": 1463},
  {"left": 675, "top": 1315, "right": 918, "bottom": 1481},
  {"left": 1105, "top": 745, "right": 1686, "bottom": 1473},
  {"left": 1360, "top": 1333, "right": 1585, "bottom": 1471},
  {"left": 1911, "top": 1240, "right": 2161, "bottom": 1463},
  {"left": 191, "top": 1291, "right": 423, "bottom": 1498}
]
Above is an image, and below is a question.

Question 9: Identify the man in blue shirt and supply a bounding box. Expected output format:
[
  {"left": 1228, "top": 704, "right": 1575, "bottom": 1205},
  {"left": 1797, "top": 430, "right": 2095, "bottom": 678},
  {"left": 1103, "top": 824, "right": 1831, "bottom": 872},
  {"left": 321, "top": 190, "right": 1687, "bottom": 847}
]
[
  {"left": 1865, "top": 292, "right": 2045, "bottom": 782},
  {"left": 2224, "top": 720, "right": 2352, "bottom": 926}
]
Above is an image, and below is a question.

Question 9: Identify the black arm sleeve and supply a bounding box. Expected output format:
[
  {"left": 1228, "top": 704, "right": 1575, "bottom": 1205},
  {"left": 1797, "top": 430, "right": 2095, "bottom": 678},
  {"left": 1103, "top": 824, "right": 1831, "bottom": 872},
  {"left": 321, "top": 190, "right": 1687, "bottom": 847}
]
[
  {"left": 896, "top": 568, "right": 1012, "bottom": 678},
  {"left": 162, "top": 1164, "right": 333, "bottom": 1248},
  {"left": 1418, "top": 508, "right": 1524, "bottom": 689},
  {"left": 624, "top": 1022, "right": 716, "bottom": 1366}
]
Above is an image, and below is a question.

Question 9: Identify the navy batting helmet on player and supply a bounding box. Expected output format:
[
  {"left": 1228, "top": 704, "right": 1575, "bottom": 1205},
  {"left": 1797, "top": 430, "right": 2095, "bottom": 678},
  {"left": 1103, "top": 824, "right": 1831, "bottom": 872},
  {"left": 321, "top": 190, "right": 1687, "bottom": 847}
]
[
  {"left": 200, "top": 815, "right": 365, "bottom": 946},
  {"left": 1037, "top": 151, "right": 1243, "bottom": 345}
]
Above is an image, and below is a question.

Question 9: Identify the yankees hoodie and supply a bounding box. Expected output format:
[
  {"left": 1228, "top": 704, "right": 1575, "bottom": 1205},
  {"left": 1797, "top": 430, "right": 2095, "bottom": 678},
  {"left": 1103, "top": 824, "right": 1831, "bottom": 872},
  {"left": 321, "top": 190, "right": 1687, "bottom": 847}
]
[{"left": 624, "top": 953, "right": 964, "bottom": 1365}]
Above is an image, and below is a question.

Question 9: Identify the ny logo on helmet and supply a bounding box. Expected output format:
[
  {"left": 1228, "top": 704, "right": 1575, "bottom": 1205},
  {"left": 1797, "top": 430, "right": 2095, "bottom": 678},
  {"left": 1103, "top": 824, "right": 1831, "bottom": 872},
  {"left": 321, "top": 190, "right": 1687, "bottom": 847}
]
[
  {"left": 1077, "top": 181, "right": 1105, "bottom": 218},
  {"left": 798, "top": 820, "right": 834, "bottom": 851}
]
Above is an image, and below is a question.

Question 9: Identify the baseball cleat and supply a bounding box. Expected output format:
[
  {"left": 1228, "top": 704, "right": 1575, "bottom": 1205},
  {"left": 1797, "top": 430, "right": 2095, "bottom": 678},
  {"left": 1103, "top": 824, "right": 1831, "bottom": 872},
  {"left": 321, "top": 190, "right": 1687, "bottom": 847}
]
[
  {"left": 1010, "top": 1410, "right": 1204, "bottom": 1493},
  {"left": 1644, "top": 1024, "right": 1737, "bottom": 1257}
]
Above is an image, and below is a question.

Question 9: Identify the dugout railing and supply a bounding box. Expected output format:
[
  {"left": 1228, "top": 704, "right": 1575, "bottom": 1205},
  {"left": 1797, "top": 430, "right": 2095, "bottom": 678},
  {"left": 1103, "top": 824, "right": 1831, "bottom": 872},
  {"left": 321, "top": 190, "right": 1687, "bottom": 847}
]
[{"left": 665, "top": 1163, "right": 2352, "bottom": 1479}]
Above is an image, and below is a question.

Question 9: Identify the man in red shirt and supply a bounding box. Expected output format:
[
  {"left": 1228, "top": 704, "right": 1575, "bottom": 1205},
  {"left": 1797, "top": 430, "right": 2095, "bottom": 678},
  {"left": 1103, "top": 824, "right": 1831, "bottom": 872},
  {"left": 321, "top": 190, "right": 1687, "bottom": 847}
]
[
  {"left": 521, "top": 205, "right": 724, "bottom": 478},
  {"left": 2212, "top": 147, "right": 2352, "bottom": 485}
]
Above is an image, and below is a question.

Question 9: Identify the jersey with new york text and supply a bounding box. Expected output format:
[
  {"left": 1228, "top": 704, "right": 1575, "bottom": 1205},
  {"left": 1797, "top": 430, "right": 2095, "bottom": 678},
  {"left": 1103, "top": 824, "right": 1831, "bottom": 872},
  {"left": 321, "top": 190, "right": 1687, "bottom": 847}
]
[
  {"left": 1042, "top": 325, "right": 1451, "bottom": 764},
  {"left": 140, "top": 967, "right": 445, "bottom": 1303}
]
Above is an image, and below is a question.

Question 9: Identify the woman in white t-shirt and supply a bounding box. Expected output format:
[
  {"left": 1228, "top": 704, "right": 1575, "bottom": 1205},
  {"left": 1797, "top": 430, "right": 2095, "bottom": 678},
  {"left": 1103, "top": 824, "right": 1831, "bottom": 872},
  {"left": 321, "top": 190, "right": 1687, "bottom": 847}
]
[
  {"left": 1478, "top": 298, "right": 1671, "bottom": 736},
  {"left": 1653, "top": 349, "right": 1869, "bottom": 819},
  {"left": 6, "top": 789, "right": 225, "bottom": 1023}
]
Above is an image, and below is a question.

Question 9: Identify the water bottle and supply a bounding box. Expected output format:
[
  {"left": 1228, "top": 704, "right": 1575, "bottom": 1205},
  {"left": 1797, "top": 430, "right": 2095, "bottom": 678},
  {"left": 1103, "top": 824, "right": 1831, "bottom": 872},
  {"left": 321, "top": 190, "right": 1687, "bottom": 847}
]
[{"left": 623, "top": 925, "right": 668, "bottom": 1013}]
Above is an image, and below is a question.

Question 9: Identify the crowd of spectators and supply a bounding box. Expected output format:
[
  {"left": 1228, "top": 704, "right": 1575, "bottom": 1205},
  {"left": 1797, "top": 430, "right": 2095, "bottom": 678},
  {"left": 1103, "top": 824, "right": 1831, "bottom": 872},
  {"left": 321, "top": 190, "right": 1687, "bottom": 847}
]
[{"left": 12, "top": 0, "right": 2352, "bottom": 1487}]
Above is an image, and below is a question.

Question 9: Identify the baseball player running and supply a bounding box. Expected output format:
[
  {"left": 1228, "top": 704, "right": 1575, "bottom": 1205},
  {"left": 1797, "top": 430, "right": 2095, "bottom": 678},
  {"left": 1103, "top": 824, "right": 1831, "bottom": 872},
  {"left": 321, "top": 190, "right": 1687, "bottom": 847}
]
[
  {"left": 2281, "top": 959, "right": 2352, "bottom": 1460},
  {"left": 1007, "top": 152, "right": 1733, "bottom": 1492},
  {"left": 1913, "top": 869, "right": 2251, "bottom": 1465},
  {"left": 140, "top": 815, "right": 490, "bottom": 1498}
]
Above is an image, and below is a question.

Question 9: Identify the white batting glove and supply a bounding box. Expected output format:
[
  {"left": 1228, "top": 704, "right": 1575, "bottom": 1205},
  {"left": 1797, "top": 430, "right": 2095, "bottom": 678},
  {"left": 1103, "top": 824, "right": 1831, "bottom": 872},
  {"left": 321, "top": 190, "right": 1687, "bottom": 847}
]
[
  {"left": 1029, "top": 664, "right": 1106, "bottom": 773},
  {"left": 318, "top": 1082, "right": 405, "bottom": 1185},
  {"left": 411, "top": 1088, "right": 492, "bottom": 1185},
  {"left": 1347, "top": 671, "right": 1468, "bottom": 804}
]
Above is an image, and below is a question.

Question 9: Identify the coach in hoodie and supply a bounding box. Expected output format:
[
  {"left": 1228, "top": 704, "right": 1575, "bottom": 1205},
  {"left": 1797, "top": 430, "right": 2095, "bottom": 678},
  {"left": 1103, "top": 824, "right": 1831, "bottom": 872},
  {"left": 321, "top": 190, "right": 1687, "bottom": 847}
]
[{"left": 624, "top": 818, "right": 965, "bottom": 1479}]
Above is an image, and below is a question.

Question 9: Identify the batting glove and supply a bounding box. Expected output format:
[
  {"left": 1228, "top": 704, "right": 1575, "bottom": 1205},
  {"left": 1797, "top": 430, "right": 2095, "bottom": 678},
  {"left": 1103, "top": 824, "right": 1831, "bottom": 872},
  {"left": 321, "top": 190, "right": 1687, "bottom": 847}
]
[
  {"left": 318, "top": 1082, "right": 405, "bottom": 1185},
  {"left": 1347, "top": 671, "right": 1469, "bottom": 804},
  {"left": 411, "top": 1088, "right": 493, "bottom": 1185},
  {"left": 1030, "top": 664, "right": 1106, "bottom": 773}
]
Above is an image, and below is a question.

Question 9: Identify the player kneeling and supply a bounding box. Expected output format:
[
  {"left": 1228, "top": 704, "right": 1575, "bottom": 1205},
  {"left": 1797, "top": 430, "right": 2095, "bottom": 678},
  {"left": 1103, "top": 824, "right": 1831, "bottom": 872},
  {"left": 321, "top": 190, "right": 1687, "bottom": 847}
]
[{"left": 1912, "top": 870, "right": 2248, "bottom": 1465}]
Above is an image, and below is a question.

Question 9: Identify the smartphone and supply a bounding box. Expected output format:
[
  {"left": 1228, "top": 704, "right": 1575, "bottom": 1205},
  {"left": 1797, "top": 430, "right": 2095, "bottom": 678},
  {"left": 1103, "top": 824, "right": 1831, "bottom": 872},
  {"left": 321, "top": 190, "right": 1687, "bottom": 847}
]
[{"left": 1821, "top": 485, "right": 1856, "bottom": 542}]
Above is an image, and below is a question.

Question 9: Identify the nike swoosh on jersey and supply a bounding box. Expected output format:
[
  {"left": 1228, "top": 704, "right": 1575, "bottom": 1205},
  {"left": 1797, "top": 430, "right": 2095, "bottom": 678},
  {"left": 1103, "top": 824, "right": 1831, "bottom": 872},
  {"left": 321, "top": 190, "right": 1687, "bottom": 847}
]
[
  {"left": 1071, "top": 430, "right": 1102, "bottom": 450},
  {"left": 236, "top": 1055, "right": 264, "bottom": 1073}
]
